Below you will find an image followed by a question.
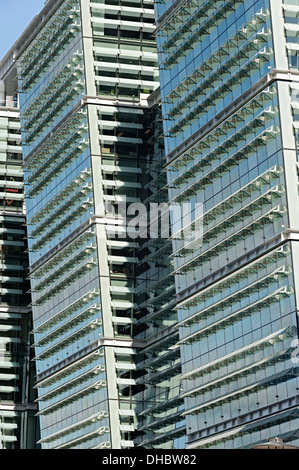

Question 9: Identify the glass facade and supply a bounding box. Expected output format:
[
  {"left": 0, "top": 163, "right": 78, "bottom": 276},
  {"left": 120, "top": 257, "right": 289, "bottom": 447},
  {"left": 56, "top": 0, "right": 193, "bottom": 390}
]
[{"left": 156, "top": 0, "right": 299, "bottom": 448}]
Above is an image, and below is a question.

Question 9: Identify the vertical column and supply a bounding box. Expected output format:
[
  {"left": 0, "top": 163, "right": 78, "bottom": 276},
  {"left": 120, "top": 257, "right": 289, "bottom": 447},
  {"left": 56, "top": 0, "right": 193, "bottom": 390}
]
[
  {"left": 270, "top": 0, "right": 299, "bottom": 340},
  {"left": 80, "top": 0, "right": 97, "bottom": 97},
  {"left": 269, "top": 0, "right": 289, "bottom": 70},
  {"left": 80, "top": 0, "right": 122, "bottom": 449},
  {"left": 95, "top": 221, "right": 121, "bottom": 447},
  {"left": 276, "top": 81, "right": 299, "bottom": 228}
]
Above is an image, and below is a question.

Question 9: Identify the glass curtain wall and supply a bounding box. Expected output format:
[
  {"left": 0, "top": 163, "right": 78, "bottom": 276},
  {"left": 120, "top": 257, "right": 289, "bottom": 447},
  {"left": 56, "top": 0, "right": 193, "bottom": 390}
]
[{"left": 156, "top": 0, "right": 299, "bottom": 449}]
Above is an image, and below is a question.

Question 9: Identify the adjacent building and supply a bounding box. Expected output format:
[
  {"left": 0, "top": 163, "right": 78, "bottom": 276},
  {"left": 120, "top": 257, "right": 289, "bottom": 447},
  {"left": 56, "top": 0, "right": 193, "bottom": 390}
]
[
  {"left": 0, "top": 49, "right": 38, "bottom": 449},
  {"left": 156, "top": 0, "right": 299, "bottom": 449}
]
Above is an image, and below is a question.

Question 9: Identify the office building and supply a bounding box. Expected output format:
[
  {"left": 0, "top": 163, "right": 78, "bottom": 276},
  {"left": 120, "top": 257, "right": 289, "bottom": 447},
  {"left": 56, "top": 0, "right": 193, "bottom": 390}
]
[
  {"left": 2, "top": 0, "right": 299, "bottom": 450},
  {"left": 0, "top": 50, "right": 38, "bottom": 449},
  {"left": 156, "top": 0, "right": 299, "bottom": 449}
]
